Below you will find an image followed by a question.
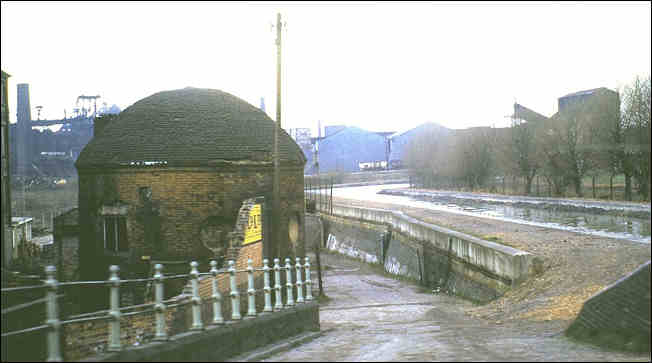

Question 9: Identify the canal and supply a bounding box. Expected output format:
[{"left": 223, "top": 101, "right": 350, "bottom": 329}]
[{"left": 322, "top": 184, "right": 651, "bottom": 244}]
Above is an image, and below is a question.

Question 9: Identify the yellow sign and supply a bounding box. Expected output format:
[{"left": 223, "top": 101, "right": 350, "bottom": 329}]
[{"left": 243, "top": 204, "right": 262, "bottom": 245}]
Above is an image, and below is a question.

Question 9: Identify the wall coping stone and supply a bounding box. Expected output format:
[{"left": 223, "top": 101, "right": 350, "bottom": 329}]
[{"left": 323, "top": 203, "right": 533, "bottom": 284}]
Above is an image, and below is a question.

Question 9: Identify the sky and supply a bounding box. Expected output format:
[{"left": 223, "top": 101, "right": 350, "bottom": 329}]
[{"left": 2, "top": 1, "right": 651, "bottom": 135}]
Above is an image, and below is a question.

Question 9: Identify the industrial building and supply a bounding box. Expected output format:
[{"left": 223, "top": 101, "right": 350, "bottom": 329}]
[
  {"left": 307, "top": 126, "right": 388, "bottom": 173},
  {"left": 557, "top": 87, "right": 619, "bottom": 113},
  {"left": 512, "top": 103, "right": 549, "bottom": 124},
  {"left": 294, "top": 122, "right": 456, "bottom": 174},
  {"left": 388, "top": 122, "right": 451, "bottom": 170},
  {"left": 513, "top": 87, "right": 619, "bottom": 123},
  {"left": 9, "top": 83, "right": 119, "bottom": 178}
]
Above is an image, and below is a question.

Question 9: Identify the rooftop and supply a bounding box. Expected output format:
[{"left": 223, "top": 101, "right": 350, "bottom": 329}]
[
  {"left": 76, "top": 88, "right": 306, "bottom": 168},
  {"left": 559, "top": 87, "right": 616, "bottom": 99}
]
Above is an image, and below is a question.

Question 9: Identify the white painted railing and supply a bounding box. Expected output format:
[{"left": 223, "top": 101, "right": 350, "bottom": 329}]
[{"left": 1, "top": 256, "right": 314, "bottom": 362}]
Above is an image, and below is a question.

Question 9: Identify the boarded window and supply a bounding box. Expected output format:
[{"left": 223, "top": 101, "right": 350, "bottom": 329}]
[{"left": 104, "top": 216, "right": 128, "bottom": 252}]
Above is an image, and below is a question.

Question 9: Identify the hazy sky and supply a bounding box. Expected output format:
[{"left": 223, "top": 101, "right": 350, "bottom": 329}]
[{"left": 2, "top": 1, "right": 650, "bottom": 134}]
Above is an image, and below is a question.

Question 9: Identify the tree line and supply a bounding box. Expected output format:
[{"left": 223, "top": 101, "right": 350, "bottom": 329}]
[{"left": 405, "top": 75, "right": 651, "bottom": 201}]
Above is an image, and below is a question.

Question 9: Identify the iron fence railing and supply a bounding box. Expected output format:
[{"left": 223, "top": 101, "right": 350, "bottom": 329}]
[
  {"left": 1, "top": 256, "right": 314, "bottom": 362},
  {"left": 305, "top": 175, "right": 333, "bottom": 215}
]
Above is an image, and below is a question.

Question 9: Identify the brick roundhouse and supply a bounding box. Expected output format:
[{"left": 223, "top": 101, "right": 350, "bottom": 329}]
[{"left": 75, "top": 88, "right": 306, "bottom": 306}]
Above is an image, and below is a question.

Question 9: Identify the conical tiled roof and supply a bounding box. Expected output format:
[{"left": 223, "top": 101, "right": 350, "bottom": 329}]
[{"left": 76, "top": 88, "right": 306, "bottom": 168}]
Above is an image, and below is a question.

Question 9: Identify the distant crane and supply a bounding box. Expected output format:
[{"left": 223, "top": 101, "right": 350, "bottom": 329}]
[
  {"left": 76, "top": 95, "right": 101, "bottom": 117},
  {"left": 35, "top": 105, "right": 43, "bottom": 120}
]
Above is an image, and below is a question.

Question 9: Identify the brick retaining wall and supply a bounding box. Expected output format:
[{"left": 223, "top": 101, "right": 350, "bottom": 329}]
[{"left": 80, "top": 301, "right": 320, "bottom": 362}]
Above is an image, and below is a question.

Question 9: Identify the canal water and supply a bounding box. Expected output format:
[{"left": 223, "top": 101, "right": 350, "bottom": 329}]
[{"left": 326, "top": 184, "right": 651, "bottom": 244}]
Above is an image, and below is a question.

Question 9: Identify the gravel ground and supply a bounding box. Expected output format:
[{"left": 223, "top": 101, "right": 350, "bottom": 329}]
[
  {"left": 329, "top": 195, "right": 651, "bottom": 334},
  {"left": 263, "top": 253, "right": 650, "bottom": 361}
]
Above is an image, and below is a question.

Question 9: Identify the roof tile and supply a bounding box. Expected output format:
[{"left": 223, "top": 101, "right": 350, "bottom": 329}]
[{"left": 76, "top": 88, "right": 306, "bottom": 168}]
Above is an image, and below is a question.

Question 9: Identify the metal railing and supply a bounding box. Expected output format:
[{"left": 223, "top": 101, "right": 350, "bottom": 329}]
[
  {"left": 305, "top": 176, "right": 334, "bottom": 215},
  {"left": 1, "top": 256, "right": 314, "bottom": 362}
]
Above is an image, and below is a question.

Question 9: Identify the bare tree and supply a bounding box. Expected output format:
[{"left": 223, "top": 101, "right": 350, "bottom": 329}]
[
  {"left": 405, "top": 126, "right": 455, "bottom": 189},
  {"left": 622, "top": 75, "right": 651, "bottom": 200},
  {"left": 583, "top": 88, "right": 623, "bottom": 199},
  {"left": 508, "top": 104, "right": 546, "bottom": 195},
  {"left": 540, "top": 90, "right": 618, "bottom": 198},
  {"left": 456, "top": 127, "right": 495, "bottom": 191},
  {"left": 539, "top": 119, "right": 569, "bottom": 197}
]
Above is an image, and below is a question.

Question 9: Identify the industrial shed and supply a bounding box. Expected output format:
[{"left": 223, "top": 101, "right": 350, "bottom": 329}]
[{"left": 313, "top": 126, "right": 387, "bottom": 173}]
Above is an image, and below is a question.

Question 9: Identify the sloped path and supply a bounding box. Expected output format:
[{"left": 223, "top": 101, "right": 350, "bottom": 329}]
[{"left": 263, "top": 253, "right": 649, "bottom": 362}]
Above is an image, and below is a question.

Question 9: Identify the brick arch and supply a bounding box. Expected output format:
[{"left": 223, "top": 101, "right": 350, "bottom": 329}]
[{"left": 198, "top": 215, "right": 237, "bottom": 268}]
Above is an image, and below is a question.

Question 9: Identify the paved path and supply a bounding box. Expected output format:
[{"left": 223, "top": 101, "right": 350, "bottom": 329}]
[{"left": 263, "top": 253, "right": 649, "bottom": 362}]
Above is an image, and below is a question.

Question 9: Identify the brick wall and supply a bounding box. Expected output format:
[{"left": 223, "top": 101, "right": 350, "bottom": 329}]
[
  {"left": 198, "top": 242, "right": 265, "bottom": 321},
  {"left": 195, "top": 240, "right": 311, "bottom": 322},
  {"left": 197, "top": 242, "right": 263, "bottom": 302},
  {"left": 77, "top": 165, "right": 304, "bottom": 301},
  {"left": 62, "top": 297, "right": 190, "bottom": 361},
  {"left": 84, "top": 301, "right": 320, "bottom": 362},
  {"left": 60, "top": 236, "right": 79, "bottom": 280},
  {"left": 62, "top": 239, "right": 313, "bottom": 361},
  {"left": 45, "top": 235, "right": 79, "bottom": 281},
  {"left": 565, "top": 260, "right": 651, "bottom": 352},
  {"left": 79, "top": 166, "right": 303, "bottom": 258}
]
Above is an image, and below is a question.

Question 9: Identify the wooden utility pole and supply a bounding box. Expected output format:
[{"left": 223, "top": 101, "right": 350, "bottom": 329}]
[
  {"left": 273, "top": 13, "right": 283, "bottom": 259},
  {"left": 275, "top": 13, "right": 283, "bottom": 130}
]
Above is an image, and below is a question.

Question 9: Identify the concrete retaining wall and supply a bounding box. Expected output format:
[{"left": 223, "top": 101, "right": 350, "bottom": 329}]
[
  {"left": 318, "top": 204, "right": 534, "bottom": 302},
  {"left": 324, "top": 217, "right": 385, "bottom": 265},
  {"left": 565, "top": 261, "right": 651, "bottom": 352},
  {"left": 383, "top": 233, "right": 422, "bottom": 280},
  {"left": 304, "top": 214, "right": 323, "bottom": 253}
]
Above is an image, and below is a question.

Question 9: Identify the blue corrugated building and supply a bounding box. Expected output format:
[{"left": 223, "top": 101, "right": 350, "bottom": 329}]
[{"left": 311, "top": 126, "right": 387, "bottom": 173}]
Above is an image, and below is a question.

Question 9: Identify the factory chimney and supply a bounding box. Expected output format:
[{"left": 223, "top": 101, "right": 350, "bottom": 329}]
[
  {"left": 17, "top": 84, "right": 31, "bottom": 123},
  {"left": 16, "top": 84, "right": 32, "bottom": 172}
]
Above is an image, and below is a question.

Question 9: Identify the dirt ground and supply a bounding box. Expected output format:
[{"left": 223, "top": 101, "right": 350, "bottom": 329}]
[
  {"left": 264, "top": 252, "right": 650, "bottom": 361},
  {"left": 330, "top": 194, "right": 651, "bottom": 335}
]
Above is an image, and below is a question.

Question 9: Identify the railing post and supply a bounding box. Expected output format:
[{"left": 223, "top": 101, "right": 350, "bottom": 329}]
[
  {"left": 246, "top": 258, "right": 257, "bottom": 317},
  {"left": 153, "top": 264, "right": 168, "bottom": 341},
  {"left": 44, "top": 266, "right": 62, "bottom": 362},
  {"left": 273, "top": 258, "right": 283, "bottom": 311},
  {"left": 229, "top": 260, "right": 241, "bottom": 320},
  {"left": 107, "top": 265, "right": 122, "bottom": 352},
  {"left": 304, "top": 257, "right": 313, "bottom": 301},
  {"left": 285, "top": 258, "right": 295, "bottom": 307},
  {"left": 262, "top": 259, "right": 273, "bottom": 313},
  {"left": 189, "top": 261, "right": 203, "bottom": 331},
  {"left": 210, "top": 260, "right": 224, "bottom": 324},
  {"left": 295, "top": 257, "right": 304, "bottom": 303}
]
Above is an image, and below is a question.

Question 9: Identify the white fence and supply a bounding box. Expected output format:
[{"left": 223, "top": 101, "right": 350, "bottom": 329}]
[{"left": 1, "top": 257, "right": 313, "bottom": 361}]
